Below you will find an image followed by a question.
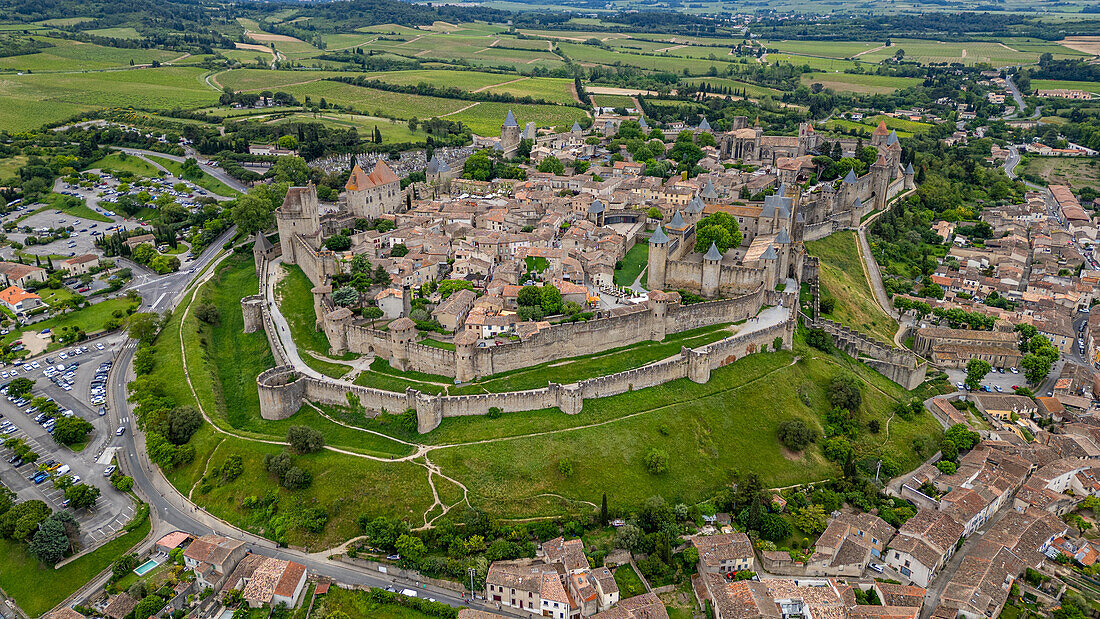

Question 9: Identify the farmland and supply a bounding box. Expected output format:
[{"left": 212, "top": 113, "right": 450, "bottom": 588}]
[
  {"left": 763, "top": 40, "right": 884, "bottom": 59},
  {"left": 0, "top": 36, "right": 181, "bottom": 71},
  {"left": 857, "top": 39, "right": 1041, "bottom": 66},
  {"left": 1032, "top": 79, "right": 1100, "bottom": 95},
  {"left": 801, "top": 72, "right": 923, "bottom": 95}
]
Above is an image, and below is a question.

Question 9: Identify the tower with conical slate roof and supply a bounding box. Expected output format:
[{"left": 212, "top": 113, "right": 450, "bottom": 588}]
[
  {"left": 702, "top": 242, "right": 723, "bottom": 297},
  {"left": 647, "top": 225, "right": 670, "bottom": 290},
  {"left": 500, "top": 109, "right": 521, "bottom": 158}
]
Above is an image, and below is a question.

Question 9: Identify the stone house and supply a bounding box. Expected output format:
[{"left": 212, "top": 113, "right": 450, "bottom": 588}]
[
  {"left": 0, "top": 262, "right": 46, "bottom": 288},
  {"left": 61, "top": 254, "right": 100, "bottom": 276},
  {"left": 432, "top": 288, "right": 477, "bottom": 332},
  {"left": 690, "top": 532, "right": 754, "bottom": 575},
  {"left": 221, "top": 553, "right": 308, "bottom": 608},
  {"left": 972, "top": 394, "right": 1037, "bottom": 420},
  {"left": 183, "top": 534, "right": 248, "bottom": 589}
]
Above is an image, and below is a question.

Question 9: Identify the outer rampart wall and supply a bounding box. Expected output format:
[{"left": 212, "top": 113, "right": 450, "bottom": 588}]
[{"left": 259, "top": 303, "right": 796, "bottom": 432}]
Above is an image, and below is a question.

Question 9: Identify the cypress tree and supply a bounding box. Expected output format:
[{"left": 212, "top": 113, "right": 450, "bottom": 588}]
[{"left": 600, "top": 493, "right": 608, "bottom": 525}]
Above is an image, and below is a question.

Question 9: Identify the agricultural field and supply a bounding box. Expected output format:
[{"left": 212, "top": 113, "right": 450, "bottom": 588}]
[
  {"left": 213, "top": 68, "right": 345, "bottom": 92},
  {"left": 484, "top": 76, "right": 577, "bottom": 105},
  {"left": 447, "top": 100, "right": 588, "bottom": 135},
  {"left": 683, "top": 77, "right": 783, "bottom": 99},
  {"left": 806, "top": 230, "right": 898, "bottom": 346},
  {"left": 857, "top": 39, "right": 1039, "bottom": 66},
  {"left": 266, "top": 113, "right": 428, "bottom": 144},
  {"left": 1020, "top": 156, "right": 1100, "bottom": 189},
  {"left": 0, "top": 155, "right": 28, "bottom": 180},
  {"left": 593, "top": 93, "right": 637, "bottom": 109},
  {"left": 767, "top": 53, "right": 861, "bottom": 72},
  {"left": 801, "top": 72, "right": 922, "bottom": 95},
  {"left": 279, "top": 80, "right": 471, "bottom": 119},
  {"left": 0, "top": 36, "right": 180, "bottom": 71},
  {"left": 84, "top": 27, "right": 142, "bottom": 39},
  {"left": 762, "top": 39, "right": 884, "bottom": 59},
  {"left": 1032, "top": 79, "right": 1100, "bottom": 95},
  {"left": 0, "top": 66, "right": 218, "bottom": 131},
  {"left": 557, "top": 42, "right": 738, "bottom": 76}
]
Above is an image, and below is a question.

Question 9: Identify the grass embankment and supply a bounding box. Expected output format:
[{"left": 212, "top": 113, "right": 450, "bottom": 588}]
[
  {"left": 0, "top": 506, "right": 151, "bottom": 617},
  {"left": 806, "top": 230, "right": 897, "bottom": 346},
  {"left": 150, "top": 252, "right": 424, "bottom": 548},
  {"left": 143, "top": 155, "right": 239, "bottom": 198},
  {"left": 614, "top": 564, "right": 647, "bottom": 598},
  {"left": 613, "top": 240, "right": 648, "bottom": 287},
  {"left": 275, "top": 264, "right": 355, "bottom": 378},
  {"left": 315, "top": 586, "right": 446, "bottom": 619}
]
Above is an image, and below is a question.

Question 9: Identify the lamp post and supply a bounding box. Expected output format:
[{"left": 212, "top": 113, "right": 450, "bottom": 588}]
[{"left": 468, "top": 567, "right": 476, "bottom": 602}]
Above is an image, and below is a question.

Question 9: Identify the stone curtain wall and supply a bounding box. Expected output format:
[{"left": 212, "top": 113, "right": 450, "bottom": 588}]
[
  {"left": 815, "top": 318, "right": 928, "bottom": 390},
  {"left": 258, "top": 296, "right": 797, "bottom": 432},
  {"left": 322, "top": 285, "right": 767, "bottom": 379}
]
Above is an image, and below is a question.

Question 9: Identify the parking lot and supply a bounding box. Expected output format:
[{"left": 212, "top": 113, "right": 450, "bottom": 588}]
[{"left": 0, "top": 333, "right": 136, "bottom": 544}]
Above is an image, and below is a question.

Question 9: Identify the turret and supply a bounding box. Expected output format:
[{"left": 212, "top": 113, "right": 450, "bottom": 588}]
[
  {"left": 646, "top": 225, "right": 669, "bottom": 290},
  {"left": 774, "top": 228, "right": 791, "bottom": 283},
  {"left": 702, "top": 242, "right": 722, "bottom": 298},
  {"left": 904, "top": 162, "right": 915, "bottom": 191},
  {"left": 454, "top": 330, "right": 479, "bottom": 383},
  {"left": 388, "top": 317, "right": 417, "bottom": 371}
]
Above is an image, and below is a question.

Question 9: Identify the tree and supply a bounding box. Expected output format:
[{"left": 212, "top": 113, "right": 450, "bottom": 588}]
[
  {"left": 28, "top": 515, "right": 69, "bottom": 565},
  {"left": 282, "top": 466, "right": 312, "bottom": 490},
  {"left": 128, "top": 313, "right": 162, "bottom": 343},
  {"left": 823, "top": 436, "right": 853, "bottom": 463},
  {"left": 537, "top": 156, "right": 565, "bottom": 175},
  {"left": 437, "top": 279, "right": 473, "bottom": 300},
  {"left": 362, "top": 306, "right": 384, "bottom": 326},
  {"left": 325, "top": 234, "right": 351, "bottom": 251},
  {"left": 390, "top": 243, "right": 409, "bottom": 257},
  {"left": 828, "top": 374, "right": 862, "bottom": 411},
  {"left": 230, "top": 194, "right": 276, "bottom": 236},
  {"left": 945, "top": 423, "right": 980, "bottom": 450},
  {"left": 6, "top": 377, "right": 34, "bottom": 399},
  {"left": 332, "top": 286, "right": 359, "bottom": 307},
  {"left": 462, "top": 150, "right": 494, "bottom": 181},
  {"left": 693, "top": 212, "right": 742, "bottom": 253},
  {"left": 759, "top": 513, "right": 791, "bottom": 542},
  {"left": 777, "top": 419, "right": 816, "bottom": 452},
  {"left": 276, "top": 135, "right": 299, "bottom": 150},
  {"left": 271, "top": 156, "right": 310, "bottom": 184},
  {"left": 0, "top": 500, "right": 50, "bottom": 540},
  {"left": 936, "top": 460, "right": 958, "bottom": 475},
  {"left": 517, "top": 285, "right": 541, "bottom": 308},
  {"left": 64, "top": 483, "right": 101, "bottom": 509},
  {"left": 133, "top": 595, "right": 166, "bottom": 619},
  {"left": 168, "top": 406, "right": 203, "bottom": 445},
  {"left": 52, "top": 417, "right": 93, "bottom": 446},
  {"left": 643, "top": 448, "right": 669, "bottom": 474},
  {"left": 793, "top": 504, "right": 828, "bottom": 534},
  {"left": 600, "top": 493, "right": 608, "bottom": 525},
  {"left": 395, "top": 533, "right": 426, "bottom": 561},
  {"left": 539, "top": 284, "right": 562, "bottom": 315},
  {"left": 807, "top": 328, "right": 832, "bottom": 352},
  {"left": 287, "top": 426, "right": 325, "bottom": 454},
  {"left": 1021, "top": 352, "right": 1052, "bottom": 384},
  {"left": 965, "top": 359, "right": 992, "bottom": 390}
]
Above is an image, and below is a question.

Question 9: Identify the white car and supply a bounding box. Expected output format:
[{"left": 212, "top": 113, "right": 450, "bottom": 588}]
[
  {"left": 59, "top": 353, "right": 68, "bottom": 360},
  {"left": 96, "top": 343, "right": 105, "bottom": 350}
]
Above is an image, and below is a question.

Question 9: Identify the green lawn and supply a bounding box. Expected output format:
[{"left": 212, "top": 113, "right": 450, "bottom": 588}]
[
  {"left": 87, "top": 153, "right": 161, "bottom": 177},
  {"left": 0, "top": 506, "right": 150, "bottom": 617},
  {"left": 448, "top": 323, "right": 732, "bottom": 395},
  {"left": 614, "top": 564, "right": 647, "bottom": 598},
  {"left": 0, "top": 155, "right": 28, "bottom": 180},
  {"left": 614, "top": 240, "right": 648, "bottom": 287},
  {"left": 806, "top": 231, "right": 897, "bottom": 346},
  {"left": 802, "top": 73, "right": 923, "bottom": 95},
  {"left": 1, "top": 297, "right": 138, "bottom": 348},
  {"left": 276, "top": 263, "right": 335, "bottom": 357},
  {"left": 144, "top": 155, "right": 240, "bottom": 198},
  {"left": 24, "top": 192, "right": 113, "bottom": 223}
]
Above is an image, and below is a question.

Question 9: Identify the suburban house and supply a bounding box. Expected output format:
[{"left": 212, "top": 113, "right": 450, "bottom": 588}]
[
  {"left": 485, "top": 560, "right": 565, "bottom": 615},
  {"left": 62, "top": 254, "right": 100, "bottom": 276},
  {"left": 0, "top": 262, "right": 46, "bottom": 288},
  {"left": 690, "top": 532, "right": 755, "bottom": 575},
  {"left": 182, "top": 534, "right": 249, "bottom": 589},
  {"left": 0, "top": 285, "right": 43, "bottom": 317},
  {"left": 124, "top": 233, "right": 157, "bottom": 251}
]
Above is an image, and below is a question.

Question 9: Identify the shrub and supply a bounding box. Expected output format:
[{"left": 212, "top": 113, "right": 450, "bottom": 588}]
[{"left": 777, "top": 419, "right": 817, "bottom": 452}]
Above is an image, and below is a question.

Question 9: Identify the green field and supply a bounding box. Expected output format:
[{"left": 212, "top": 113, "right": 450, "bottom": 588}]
[
  {"left": 280, "top": 80, "right": 471, "bottom": 119},
  {"left": 88, "top": 152, "right": 160, "bottom": 177},
  {"left": 0, "top": 66, "right": 219, "bottom": 130},
  {"left": 801, "top": 72, "right": 923, "bottom": 95},
  {"left": 806, "top": 230, "right": 898, "bottom": 346},
  {"left": 593, "top": 93, "right": 637, "bottom": 108},
  {"left": 85, "top": 27, "right": 142, "bottom": 39},
  {"left": 1032, "top": 79, "right": 1100, "bottom": 95},
  {"left": 2, "top": 297, "right": 138, "bottom": 349},
  {"left": 213, "top": 68, "right": 345, "bottom": 92},
  {"left": 143, "top": 155, "right": 239, "bottom": 197},
  {"left": 267, "top": 112, "right": 427, "bottom": 144},
  {"left": 28, "top": 192, "right": 113, "bottom": 223},
  {"left": 0, "top": 507, "right": 150, "bottom": 617},
  {"left": 858, "top": 39, "right": 1040, "bottom": 66},
  {"left": 0, "top": 37, "right": 180, "bottom": 71},
  {"left": 767, "top": 53, "right": 861, "bottom": 72},
  {"left": 0, "top": 155, "right": 28, "bottom": 180},
  {"left": 447, "top": 100, "right": 587, "bottom": 134},
  {"left": 763, "top": 40, "right": 883, "bottom": 59}
]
